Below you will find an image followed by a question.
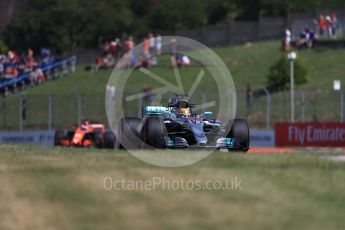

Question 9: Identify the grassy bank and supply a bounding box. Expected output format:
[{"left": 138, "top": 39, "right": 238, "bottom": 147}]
[
  {"left": 1, "top": 40, "right": 345, "bottom": 129},
  {"left": 0, "top": 145, "right": 345, "bottom": 230}
]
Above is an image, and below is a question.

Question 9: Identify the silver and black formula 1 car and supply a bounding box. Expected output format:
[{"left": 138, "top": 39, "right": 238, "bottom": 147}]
[{"left": 119, "top": 95, "right": 249, "bottom": 151}]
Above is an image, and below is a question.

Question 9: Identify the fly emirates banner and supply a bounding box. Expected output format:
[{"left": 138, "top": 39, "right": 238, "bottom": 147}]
[{"left": 275, "top": 123, "right": 345, "bottom": 147}]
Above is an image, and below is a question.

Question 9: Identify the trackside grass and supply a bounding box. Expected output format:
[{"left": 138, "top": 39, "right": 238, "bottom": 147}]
[{"left": 0, "top": 145, "right": 345, "bottom": 230}]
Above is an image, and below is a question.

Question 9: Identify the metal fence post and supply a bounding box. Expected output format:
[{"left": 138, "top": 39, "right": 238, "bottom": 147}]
[
  {"left": 19, "top": 96, "right": 23, "bottom": 131},
  {"left": 71, "top": 56, "right": 77, "bottom": 74},
  {"left": 46, "top": 67, "right": 51, "bottom": 80},
  {"left": 77, "top": 94, "right": 82, "bottom": 125},
  {"left": 300, "top": 90, "right": 305, "bottom": 122},
  {"left": 48, "top": 95, "right": 53, "bottom": 130},
  {"left": 341, "top": 90, "right": 344, "bottom": 123},
  {"left": 263, "top": 88, "right": 271, "bottom": 130},
  {"left": 1, "top": 99, "right": 6, "bottom": 128},
  {"left": 62, "top": 61, "right": 67, "bottom": 75}
]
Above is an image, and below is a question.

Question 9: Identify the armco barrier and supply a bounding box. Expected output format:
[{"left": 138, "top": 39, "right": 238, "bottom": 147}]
[
  {"left": 0, "top": 130, "right": 55, "bottom": 146},
  {"left": 275, "top": 123, "right": 345, "bottom": 147},
  {"left": 250, "top": 130, "right": 275, "bottom": 147}
]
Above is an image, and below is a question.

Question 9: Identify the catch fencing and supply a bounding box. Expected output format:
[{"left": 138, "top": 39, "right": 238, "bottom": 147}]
[{"left": 0, "top": 89, "right": 343, "bottom": 131}]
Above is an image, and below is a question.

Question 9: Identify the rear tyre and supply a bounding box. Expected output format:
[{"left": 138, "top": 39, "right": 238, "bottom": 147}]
[
  {"left": 104, "top": 131, "right": 116, "bottom": 149},
  {"left": 119, "top": 117, "right": 143, "bottom": 149},
  {"left": 93, "top": 131, "right": 104, "bottom": 148},
  {"left": 143, "top": 116, "right": 167, "bottom": 148},
  {"left": 54, "top": 130, "right": 65, "bottom": 146},
  {"left": 228, "top": 119, "right": 249, "bottom": 152}
]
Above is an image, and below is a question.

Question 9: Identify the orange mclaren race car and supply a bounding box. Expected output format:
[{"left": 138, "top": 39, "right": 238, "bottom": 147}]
[{"left": 54, "top": 120, "right": 116, "bottom": 148}]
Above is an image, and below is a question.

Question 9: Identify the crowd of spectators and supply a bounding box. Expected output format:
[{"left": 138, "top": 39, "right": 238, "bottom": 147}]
[
  {"left": 0, "top": 48, "right": 54, "bottom": 84},
  {"left": 316, "top": 13, "right": 339, "bottom": 39},
  {"left": 94, "top": 33, "right": 162, "bottom": 70},
  {"left": 283, "top": 13, "right": 341, "bottom": 51},
  {"left": 93, "top": 33, "right": 191, "bottom": 70},
  {"left": 283, "top": 27, "right": 317, "bottom": 50}
]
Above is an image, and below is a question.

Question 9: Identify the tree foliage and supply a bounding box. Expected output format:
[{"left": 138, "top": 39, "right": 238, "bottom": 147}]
[
  {"left": 267, "top": 55, "right": 309, "bottom": 91},
  {"left": 3, "top": 0, "right": 133, "bottom": 53},
  {"left": 1, "top": 0, "right": 344, "bottom": 53}
]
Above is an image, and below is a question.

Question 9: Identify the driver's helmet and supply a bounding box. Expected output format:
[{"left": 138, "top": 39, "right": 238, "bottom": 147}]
[
  {"left": 180, "top": 108, "right": 190, "bottom": 116},
  {"left": 82, "top": 119, "right": 90, "bottom": 126}
]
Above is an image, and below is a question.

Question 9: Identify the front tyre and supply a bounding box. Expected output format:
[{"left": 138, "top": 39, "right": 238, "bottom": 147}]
[
  {"left": 228, "top": 119, "right": 249, "bottom": 152},
  {"left": 93, "top": 131, "right": 104, "bottom": 148},
  {"left": 119, "top": 117, "right": 143, "bottom": 149},
  {"left": 104, "top": 131, "right": 116, "bottom": 149},
  {"left": 54, "top": 130, "right": 65, "bottom": 146},
  {"left": 143, "top": 116, "right": 167, "bottom": 148}
]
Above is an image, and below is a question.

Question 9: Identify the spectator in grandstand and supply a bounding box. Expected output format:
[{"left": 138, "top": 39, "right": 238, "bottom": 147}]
[
  {"left": 175, "top": 53, "right": 191, "bottom": 67},
  {"left": 4, "top": 65, "right": 18, "bottom": 79},
  {"left": 17, "top": 57, "right": 28, "bottom": 75},
  {"left": 111, "top": 36, "right": 135, "bottom": 68},
  {"left": 93, "top": 55, "right": 103, "bottom": 72},
  {"left": 319, "top": 14, "right": 325, "bottom": 37},
  {"left": 114, "top": 38, "right": 123, "bottom": 60},
  {"left": 102, "top": 41, "right": 110, "bottom": 56},
  {"left": 331, "top": 13, "right": 338, "bottom": 38},
  {"left": 31, "top": 66, "right": 45, "bottom": 83},
  {"left": 325, "top": 15, "right": 332, "bottom": 38},
  {"left": 149, "top": 32, "right": 155, "bottom": 55},
  {"left": 307, "top": 29, "right": 316, "bottom": 48},
  {"left": 326, "top": 15, "right": 333, "bottom": 38},
  {"left": 0, "top": 47, "right": 57, "bottom": 84},
  {"left": 156, "top": 34, "right": 162, "bottom": 55},
  {"left": 313, "top": 19, "right": 319, "bottom": 35},
  {"left": 109, "top": 40, "right": 117, "bottom": 57},
  {"left": 143, "top": 37, "right": 150, "bottom": 56},
  {"left": 136, "top": 54, "right": 150, "bottom": 68},
  {"left": 124, "top": 36, "right": 135, "bottom": 52},
  {"left": 136, "top": 51, "right": 157, "bottom": 68},
  {"left": 283, "top": 28, "right": 292, "bottom": 50},
  {"left": 103, "top": 53, "right": 115, "bottom": 68},
  {"left": 41, "top": 48, "right": 54, "bottom": 68},
  {"left": 298, "top": 28, "right": 308, "bottom": 49},
  {"left": 27, "top": 48, "right": 35, "bottom": 71},
  {"left": 0, "top": 55, "right": 5, "bottom": 79}
]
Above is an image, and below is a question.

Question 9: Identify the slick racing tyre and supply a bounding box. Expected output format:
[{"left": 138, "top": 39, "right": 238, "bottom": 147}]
[
  {"left": 143, "top": 116, "right": 167, "bottom": 148},
  {"left": 104, "top": 131, "right": 116, "bottom": 149},
  {"left": 93, "top": 131, "right": 104, "bottom": 148},
  {"left": 54, "top": 130, "right": 65, "bottom": 146},
  {"left": 119, "top": 117, "right": 143, "bottom": 149},
  {"left": 228, "top": 119, "right": 249, "bottom": 152}
]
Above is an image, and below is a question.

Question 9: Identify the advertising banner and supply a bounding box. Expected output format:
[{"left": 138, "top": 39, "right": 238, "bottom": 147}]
[{"left": 275, "top": 123, "right": 345, "bottom": 147}]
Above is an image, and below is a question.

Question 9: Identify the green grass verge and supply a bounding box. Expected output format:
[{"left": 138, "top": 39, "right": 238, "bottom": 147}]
[{"left": 0, "top": 145, "right": 344, "bottom": 230}]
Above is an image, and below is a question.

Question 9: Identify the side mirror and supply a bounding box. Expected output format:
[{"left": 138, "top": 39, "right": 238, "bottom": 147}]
[{"left": 203, "top": 111, "right": 213, "bottom": 116}]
